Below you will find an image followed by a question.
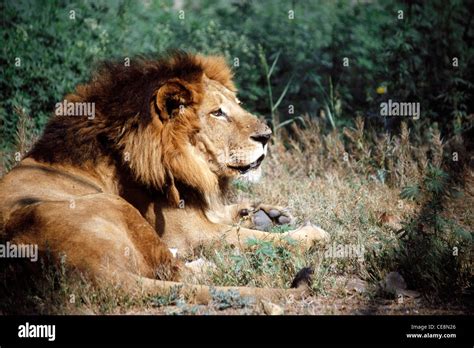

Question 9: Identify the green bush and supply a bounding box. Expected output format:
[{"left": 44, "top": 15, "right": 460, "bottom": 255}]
[{"left": 1, "top": 0, "right": 473, "bottom": 150}]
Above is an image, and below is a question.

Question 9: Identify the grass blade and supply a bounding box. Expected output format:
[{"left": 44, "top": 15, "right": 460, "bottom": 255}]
[
  {"left": 275, "top": 116, "right": 306, "bottom": 130},
  {"left": 267, "top": 51, "right": 281, "bottom": 79},
  {"left": 272, "top": 76, "right": 292, "bottom": 112}
]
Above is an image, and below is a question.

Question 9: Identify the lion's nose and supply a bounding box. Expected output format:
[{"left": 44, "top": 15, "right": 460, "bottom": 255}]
[{"left": 250, "top": 132, "right": 271, "bottom": 146}]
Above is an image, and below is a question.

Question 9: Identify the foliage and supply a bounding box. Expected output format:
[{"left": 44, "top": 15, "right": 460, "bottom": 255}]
[
  {"left": 209, "top": 288, "right": 254, "bottom": 310},
  {"left": 1, "top": 0, "right": 473, "bottom": 151},
  {"left": 394, "top": 162, "right": 472, "bottom": 297}
]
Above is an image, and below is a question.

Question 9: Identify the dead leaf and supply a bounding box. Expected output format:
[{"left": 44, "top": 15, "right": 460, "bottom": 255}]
[{"left": 379, "top": 212, "right": 402, "bottom": 231}]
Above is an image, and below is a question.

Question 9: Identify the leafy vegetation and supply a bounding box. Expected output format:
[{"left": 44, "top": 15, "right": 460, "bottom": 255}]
[{"left": 2, "top": 0, "right": 473, "bottom": 152}]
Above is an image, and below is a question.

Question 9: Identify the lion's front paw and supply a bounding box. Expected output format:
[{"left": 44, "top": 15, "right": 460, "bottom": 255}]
[
  {"left": 284, "top": 221, "right": 330, "bottom": 248},
  {"left": 256, "top": 204, "right": 295, "bottom": 225},
  {"left": 237, "top": 203, "right": 294, "bottom": 231}
]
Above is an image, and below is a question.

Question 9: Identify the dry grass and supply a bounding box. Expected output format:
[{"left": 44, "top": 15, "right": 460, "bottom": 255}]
[
  {"left": 184, "top": 116, "right": 472, "bottom": 313},
  {"left": 0, "top": 107, "right": 38, "bottom": 177},
  {"left": 0, "top": 115, "right": 472, "bottom": 315}
]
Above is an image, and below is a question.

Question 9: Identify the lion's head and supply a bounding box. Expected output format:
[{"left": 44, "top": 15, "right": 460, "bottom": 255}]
[
  {"left": 30, "top": 52, "right": 271, "bottom": 206},
  {"left": 195, "top": 68, "right": 271, "bottom": 183},
  {"left": 148, "top": 53, "right": 272, "bottom": 204}
]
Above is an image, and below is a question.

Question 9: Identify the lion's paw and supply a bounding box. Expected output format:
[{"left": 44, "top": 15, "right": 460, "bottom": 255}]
[
  {"left": 284, "top": 222, "right": 330, "bottom": 248},
  {"left": 238, "top": 203, "right": 295, "bottom": 231},
  {"left": 256, "top": 204, "right": 295, "bottom": 225}
]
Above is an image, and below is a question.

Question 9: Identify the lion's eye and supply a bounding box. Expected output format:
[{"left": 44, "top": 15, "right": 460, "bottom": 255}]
[{"left": 210, "top": 108, "right": 227, "bottom": 118}]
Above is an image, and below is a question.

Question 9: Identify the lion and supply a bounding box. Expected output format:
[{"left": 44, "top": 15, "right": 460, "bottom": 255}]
[{"left": 0, "top": 52, "right": 329, "bottom": 304}]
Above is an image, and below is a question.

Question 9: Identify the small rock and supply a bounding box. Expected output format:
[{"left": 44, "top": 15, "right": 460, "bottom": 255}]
[
  {"left": 253, "top": 210, "right": 272, "bottom": 231},
  {"left": 262, "top": 300, "right": 284, "bottom": 315},
  {"left": 278, "top": 215, "right": 291, "bottom": 225},
  {"left": 382, "top": 271, "right": 420, "bottom": 298},
  {"left": 268, "top": 209, "right": 281, "bottom": 218},
  {"left": 385, "top": 271, "right": 407, "bottom": 293}
]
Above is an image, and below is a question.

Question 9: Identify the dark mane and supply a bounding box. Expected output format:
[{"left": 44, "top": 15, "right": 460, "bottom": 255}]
[
  {"left": 25, "top": 51, "right": 236, "bottom": 206},
  {"left": 27, "top": 51, "right": 205, "bottom": 166}
]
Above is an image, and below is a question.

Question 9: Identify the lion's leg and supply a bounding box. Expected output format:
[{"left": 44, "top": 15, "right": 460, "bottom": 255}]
[
  {"left": 209, "top": 222, "right": 329, "bottom": 250},
  {"left": 5, "top": 194, "right": 310, "bottom": 306},
  {"left": 5, "top": 193, "right": 180, "bottom": 282},
  {"left": 160, "top": 207, "right": 329, "bottom": 255}
]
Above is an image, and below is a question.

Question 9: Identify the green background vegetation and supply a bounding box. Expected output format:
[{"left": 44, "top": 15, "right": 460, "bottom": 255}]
[{"left": 1, "top": 0, "right": 473, "bottom": 150}]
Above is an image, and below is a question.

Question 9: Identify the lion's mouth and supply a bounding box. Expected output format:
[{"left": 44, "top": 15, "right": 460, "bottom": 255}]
[{"left": 227, "top": 154, "right": 265, "bottom": 174}]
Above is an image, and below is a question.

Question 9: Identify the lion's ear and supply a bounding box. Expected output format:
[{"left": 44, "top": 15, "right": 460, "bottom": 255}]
[{"left": 152, "top": 79, "right": 193, "bottom": 122}]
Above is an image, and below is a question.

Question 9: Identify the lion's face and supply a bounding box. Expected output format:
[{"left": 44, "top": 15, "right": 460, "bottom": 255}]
[
  {"left": 196, "top": 77, "right": 271, "bottom": 182},
  {"left": 126, "top": 54, "right": 272, "bottom": 203}
]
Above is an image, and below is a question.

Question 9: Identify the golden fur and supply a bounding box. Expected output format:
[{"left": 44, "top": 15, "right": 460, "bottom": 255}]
[{"left": 0, "top": 52, "right": 329, "bottom": 303}]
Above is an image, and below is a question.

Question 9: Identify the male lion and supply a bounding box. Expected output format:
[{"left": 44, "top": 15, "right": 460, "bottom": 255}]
[{"left": 0, "top": 52, "right": 328, "bottom": 303}]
